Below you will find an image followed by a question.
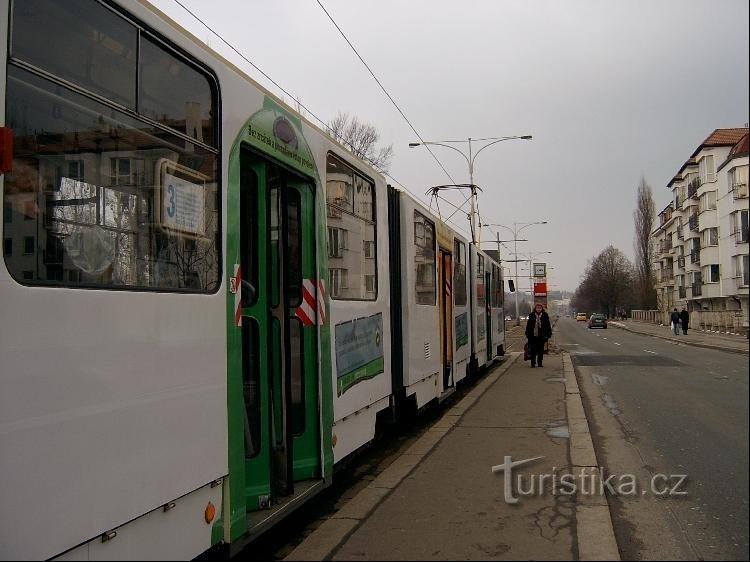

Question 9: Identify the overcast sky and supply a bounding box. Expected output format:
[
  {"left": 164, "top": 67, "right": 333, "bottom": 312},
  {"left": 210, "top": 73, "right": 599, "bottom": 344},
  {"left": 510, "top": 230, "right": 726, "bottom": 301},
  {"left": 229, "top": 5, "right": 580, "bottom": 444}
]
[{"left": 151, "top": 0, "right": 749, "bottom": 291}]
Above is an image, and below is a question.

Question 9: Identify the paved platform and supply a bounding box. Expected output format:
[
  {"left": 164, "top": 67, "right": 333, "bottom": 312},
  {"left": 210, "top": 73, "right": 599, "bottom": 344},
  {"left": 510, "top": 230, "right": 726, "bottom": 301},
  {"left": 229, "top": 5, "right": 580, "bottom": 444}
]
[
  {"left": 285, "top": 349, "right": 619, "bottom": 561},
  {"left": 609, "top": 320, "right": 749, "bottom": 355}
]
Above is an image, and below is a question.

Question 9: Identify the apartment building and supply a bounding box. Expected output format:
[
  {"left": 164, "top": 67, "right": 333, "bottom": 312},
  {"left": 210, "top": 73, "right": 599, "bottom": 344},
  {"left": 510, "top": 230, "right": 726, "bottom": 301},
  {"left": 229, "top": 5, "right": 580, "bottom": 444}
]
[{"left": 653, "top": 127, "right": 749, "bottom": 334}]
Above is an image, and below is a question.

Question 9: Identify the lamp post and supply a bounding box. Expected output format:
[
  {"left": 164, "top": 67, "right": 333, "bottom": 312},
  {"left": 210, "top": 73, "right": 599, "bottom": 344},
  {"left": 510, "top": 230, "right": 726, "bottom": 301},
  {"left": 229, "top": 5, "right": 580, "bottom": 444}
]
[
  {"left": 409, "top": 135, "right": 532, "bottom": 244},
  {"left": 482, "top": 221, "right": 548, "bottom": 324}
]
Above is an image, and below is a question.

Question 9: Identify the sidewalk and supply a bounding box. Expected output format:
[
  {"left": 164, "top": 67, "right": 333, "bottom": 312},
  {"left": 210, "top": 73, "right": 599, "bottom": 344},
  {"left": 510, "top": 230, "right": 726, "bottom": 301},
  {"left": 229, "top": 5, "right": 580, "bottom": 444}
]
[
  {"left": 285, "top": 350, "right": 619, "bottom": 561},
  {"left": 609, "top": 319, "right": 749, "bottom": 355}
]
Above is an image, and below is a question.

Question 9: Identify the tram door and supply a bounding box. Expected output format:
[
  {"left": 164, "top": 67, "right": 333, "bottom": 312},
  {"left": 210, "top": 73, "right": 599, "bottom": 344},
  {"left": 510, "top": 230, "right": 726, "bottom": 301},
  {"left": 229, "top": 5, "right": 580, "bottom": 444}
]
[
  {"left": 239, "top": 149, "right": 320, "bottom": 511},
  {"left": 485, "top": 268, "right": 493, "bottom": 363},
  {"left": 438, "top": 249, "right": 454, "bottom": 391}
]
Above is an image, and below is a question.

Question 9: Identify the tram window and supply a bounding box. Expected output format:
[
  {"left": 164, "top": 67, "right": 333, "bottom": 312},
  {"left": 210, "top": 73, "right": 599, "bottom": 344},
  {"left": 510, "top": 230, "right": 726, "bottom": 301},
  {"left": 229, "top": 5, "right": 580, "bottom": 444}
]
[
  {"left": 492, "top": 264, "right": 503, "bottom": 308},
  {"left": 3, "top": 65, "right": 219, "bottom": 292},
  {"left": 325, "top": 154, "right": 377, "bottom": 300},
  {"left": 414, "top": 212, "right": 436, "bottom": 305},
  {"left": 454, "top": 239, "right": 467, "bottom": 306},
  {"left": 286, "top": 190, "right": 302, "bottom": 307},
  {"left": 139, "top": 36, "right": 216, "bottom": 147},
  {"left": 11, "top": 0, "right": 137, "bottom": 109},
  {"left": 476, "top": 255, "right": 485, "bottom": 307}
]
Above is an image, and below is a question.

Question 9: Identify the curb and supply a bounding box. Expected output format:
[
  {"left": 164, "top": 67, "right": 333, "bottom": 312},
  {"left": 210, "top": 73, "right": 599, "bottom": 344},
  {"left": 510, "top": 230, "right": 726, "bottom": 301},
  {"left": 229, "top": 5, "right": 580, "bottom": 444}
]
[
  {"left": 562, "top": 352, "right": 620, "bottom": 561},
  {"left": 608, "top": 322, "right": 749, "bottom": 355},
  {"left": 284, "top": 353, "right": 522, "bottom": 561}
]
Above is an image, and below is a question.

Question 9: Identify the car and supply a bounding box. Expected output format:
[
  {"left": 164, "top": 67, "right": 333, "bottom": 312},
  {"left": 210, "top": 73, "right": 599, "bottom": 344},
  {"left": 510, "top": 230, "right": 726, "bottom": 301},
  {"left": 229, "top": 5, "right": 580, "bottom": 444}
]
[
  {"left": 576, "top": 312, "right": 587, "bottom": 321},
  {"left": 588, "top": 314, "right": 608, "bottom": 329}
]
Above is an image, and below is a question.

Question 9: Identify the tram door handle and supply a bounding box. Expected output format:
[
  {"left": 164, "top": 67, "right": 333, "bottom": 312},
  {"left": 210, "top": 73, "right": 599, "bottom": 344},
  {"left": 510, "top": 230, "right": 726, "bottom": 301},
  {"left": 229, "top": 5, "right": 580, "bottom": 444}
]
[{"left": 241, "top": 280, "right": 256, "bottom": 305}]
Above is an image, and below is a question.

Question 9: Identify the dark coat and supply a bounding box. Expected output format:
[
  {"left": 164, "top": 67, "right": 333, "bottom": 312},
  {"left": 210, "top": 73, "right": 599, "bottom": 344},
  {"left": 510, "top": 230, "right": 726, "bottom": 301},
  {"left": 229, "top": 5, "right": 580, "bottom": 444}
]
[
  {"left": 670, "top": 311, "right": 680, "bottom": 324},
  {"left": 525, "top": 310, "right": 552, "bottom": 340},
  {"left": 679, "top": 310, "right": 689, "bottom": 326}
]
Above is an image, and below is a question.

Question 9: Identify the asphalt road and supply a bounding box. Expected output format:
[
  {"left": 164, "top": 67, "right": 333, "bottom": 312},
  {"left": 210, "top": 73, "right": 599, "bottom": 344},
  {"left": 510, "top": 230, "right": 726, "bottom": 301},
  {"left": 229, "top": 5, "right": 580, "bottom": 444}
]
[{"left": 559, "top": 317, "right": 749, "bottom": 560}]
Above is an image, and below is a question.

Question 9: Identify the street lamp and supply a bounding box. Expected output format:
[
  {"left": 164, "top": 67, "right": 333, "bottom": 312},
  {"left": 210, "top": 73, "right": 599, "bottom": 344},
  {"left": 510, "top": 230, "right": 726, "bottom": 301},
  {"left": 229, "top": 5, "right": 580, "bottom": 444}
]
[
  {"left": 408, "top": 135, "right": 532, "bottom": 244},
  {"left": 482, "top": 221, "right": 548, "bottom": 324}
]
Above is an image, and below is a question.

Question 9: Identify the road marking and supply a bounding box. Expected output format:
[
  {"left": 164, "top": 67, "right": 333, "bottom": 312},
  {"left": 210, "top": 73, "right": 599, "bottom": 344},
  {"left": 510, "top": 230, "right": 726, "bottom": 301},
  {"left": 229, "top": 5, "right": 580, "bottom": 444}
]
[
  {"left": 644, "top": 349, "right": 657, "bottom": 354},
  {"left": 602, "top": 337, "right": 608, "bottom": 340},
  {"left": 613, "top": 342, "right": 621, "bottom": 346}
]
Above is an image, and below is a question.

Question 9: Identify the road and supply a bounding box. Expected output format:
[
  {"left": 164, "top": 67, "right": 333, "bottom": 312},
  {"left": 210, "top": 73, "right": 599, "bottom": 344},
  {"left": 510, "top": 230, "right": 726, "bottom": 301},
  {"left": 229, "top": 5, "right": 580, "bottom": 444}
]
[{"left": 558, "top": 317, "right": 749, "bottom": 560}]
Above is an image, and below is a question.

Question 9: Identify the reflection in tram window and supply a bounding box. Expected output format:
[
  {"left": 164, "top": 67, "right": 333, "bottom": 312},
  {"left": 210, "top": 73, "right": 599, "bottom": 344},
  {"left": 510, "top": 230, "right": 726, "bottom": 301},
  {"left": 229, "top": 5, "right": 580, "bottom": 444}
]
[
  {"left": 4, "top": 0, "right": 219, "bottom": 292},
  {"left": 414, "top": 211, "right": 436, "bottom": 305},
  {"left": 454, "top": 239, "right": 467, "bottom": 306},
  {"left": 325, "top": 154, "right": 377, "bottom": 300}
]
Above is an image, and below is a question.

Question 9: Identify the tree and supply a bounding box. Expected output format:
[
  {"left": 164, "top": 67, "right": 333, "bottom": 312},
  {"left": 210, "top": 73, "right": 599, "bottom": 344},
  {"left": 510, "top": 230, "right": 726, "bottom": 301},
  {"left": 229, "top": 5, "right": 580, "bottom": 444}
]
[
  {"left": 633, "top": 176, "right": 657, "bottom": 309},
  {"left": 328, "top": 112, "right": 393, "bottom": 173},
  {"left": 572, "top": 246, "right": 635, "bottom": 317}
]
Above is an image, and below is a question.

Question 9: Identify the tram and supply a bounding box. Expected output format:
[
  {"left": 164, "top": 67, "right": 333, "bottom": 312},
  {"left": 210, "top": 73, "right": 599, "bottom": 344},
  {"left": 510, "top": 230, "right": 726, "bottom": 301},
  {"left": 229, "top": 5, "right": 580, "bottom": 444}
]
[{"left": 0, "top": 0, "right": 506, "bottom": 559}]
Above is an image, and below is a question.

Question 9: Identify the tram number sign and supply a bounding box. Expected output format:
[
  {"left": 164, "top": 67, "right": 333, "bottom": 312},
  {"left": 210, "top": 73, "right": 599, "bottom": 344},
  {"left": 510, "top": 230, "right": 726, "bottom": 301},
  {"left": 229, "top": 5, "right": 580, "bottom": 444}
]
[{"left": 161, "top": 172, "right": 205, "bottom": 236}]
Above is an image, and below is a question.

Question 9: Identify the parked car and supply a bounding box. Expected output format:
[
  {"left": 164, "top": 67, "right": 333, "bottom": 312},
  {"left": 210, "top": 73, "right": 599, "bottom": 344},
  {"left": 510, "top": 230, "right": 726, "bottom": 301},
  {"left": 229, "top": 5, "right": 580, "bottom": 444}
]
[
  {"left": 588, "top": 314, "right": 607, "bottom": 329},
  {"left": 576, "top": 312, "right": 587, "bottom": 321}
]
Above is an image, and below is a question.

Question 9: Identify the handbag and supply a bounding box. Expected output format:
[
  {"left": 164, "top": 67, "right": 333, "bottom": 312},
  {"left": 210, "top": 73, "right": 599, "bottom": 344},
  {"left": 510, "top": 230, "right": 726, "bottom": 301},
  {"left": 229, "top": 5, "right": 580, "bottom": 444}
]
[{"left": 523, "top": 342, "right": 530, "bottom": 361}]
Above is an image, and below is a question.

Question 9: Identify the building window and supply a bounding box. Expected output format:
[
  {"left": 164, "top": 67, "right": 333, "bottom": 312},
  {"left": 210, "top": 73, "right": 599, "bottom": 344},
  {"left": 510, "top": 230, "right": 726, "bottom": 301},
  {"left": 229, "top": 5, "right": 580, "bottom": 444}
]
[
  {"left": 363, "top": 240, "right": 375, "bottom": 259},
  {"left": 23, "top": 236, "right": 35, "bottom": 255},
  {"left": 326, "top": 153, "right": 377, "bottom": 300},
  {"left": 731, "top": 210, "right": 749, "bottom": 244},
  {"left": 703, "top": 228, "right": 719, "bottom": 247},
  {"left": 365, "top": 274, "right": 376, "bottom": 294},
  {"left": 699, "top": 190, "right": 717, "bottom": 213},
  {"left": 453, "top": 239, "right": 467, "bottom": 307},
  {"left": 329, "top": 268, "right": 348, "bottom": 298},
  {"left": 328, "top": 227, "right": 347, "bottom": 258},
  {"left": 730, "top": 165, "right": 748, "bottom": 199},
  {"left": 742, "top": 255, "right": 750, "bottom": 287},
  {"left": 703, "top": 264, "right": 720, "bottom": 283},
  {"left": 699, "top": 154, "right": 716, "bottom": 184}
]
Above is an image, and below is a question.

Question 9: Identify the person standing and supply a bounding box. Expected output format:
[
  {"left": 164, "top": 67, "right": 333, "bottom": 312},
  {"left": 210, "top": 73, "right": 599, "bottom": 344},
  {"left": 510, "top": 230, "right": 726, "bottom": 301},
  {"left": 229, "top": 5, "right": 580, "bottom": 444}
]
[
  {"left": 670, "top": 308, "right": 680, "bottom": 335},
  {"left": 525, "top": 302, "right": 552, "bottom": 368},
  {"left": 680, "top": 307, "right": 690, "bottom": 335}
]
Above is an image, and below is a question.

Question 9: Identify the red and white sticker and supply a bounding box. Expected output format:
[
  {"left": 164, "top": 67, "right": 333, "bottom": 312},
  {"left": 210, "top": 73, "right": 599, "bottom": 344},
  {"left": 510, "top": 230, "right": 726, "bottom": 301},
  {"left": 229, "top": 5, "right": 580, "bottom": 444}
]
[
  {"left": 232, "top": 264, "right": 242, "bottom": 327},
  {"left": 296, "top": 278, "right": 326, "bottom": 326}
]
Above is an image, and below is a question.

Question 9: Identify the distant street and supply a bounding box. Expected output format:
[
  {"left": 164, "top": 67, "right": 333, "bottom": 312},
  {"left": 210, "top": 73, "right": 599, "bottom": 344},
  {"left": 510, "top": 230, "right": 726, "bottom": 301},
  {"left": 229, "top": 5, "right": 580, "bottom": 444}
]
[{"left": 559, "top": 317, "right": 749, "bottom": 560}]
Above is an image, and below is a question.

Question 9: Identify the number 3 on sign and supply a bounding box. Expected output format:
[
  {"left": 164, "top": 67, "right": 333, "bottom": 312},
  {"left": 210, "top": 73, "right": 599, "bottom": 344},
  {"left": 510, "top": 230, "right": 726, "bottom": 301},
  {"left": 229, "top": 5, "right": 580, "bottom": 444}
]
[{"left": 167, "top": 184, "right": 176, "bottom": 218}]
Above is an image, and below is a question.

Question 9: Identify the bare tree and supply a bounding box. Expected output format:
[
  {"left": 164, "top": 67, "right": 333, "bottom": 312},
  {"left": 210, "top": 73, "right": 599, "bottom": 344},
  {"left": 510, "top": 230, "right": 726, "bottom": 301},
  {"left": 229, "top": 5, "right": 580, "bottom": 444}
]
[
  {"left": 328, "top": 112, "right": 393, "bottom": 173},
  {"left": 572, "top": 246, "right": 635, "bottom": 317},
  {"left": 633, "top": 176, "right": 657, "bottom": 309}
]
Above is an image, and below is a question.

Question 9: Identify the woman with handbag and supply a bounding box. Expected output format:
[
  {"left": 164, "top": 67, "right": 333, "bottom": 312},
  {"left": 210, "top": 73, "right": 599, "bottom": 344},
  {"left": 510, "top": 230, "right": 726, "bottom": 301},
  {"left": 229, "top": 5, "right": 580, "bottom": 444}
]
[{"left": 525, "top": 302, "right": 552, "bottom": 368}]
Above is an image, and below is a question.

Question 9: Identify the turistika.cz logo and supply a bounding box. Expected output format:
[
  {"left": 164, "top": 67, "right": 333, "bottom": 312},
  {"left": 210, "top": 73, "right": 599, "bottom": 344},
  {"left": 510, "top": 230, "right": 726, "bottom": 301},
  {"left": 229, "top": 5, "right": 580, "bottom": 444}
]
[{"left": 491, "top": 456, "right": 688, "bottom": 504}]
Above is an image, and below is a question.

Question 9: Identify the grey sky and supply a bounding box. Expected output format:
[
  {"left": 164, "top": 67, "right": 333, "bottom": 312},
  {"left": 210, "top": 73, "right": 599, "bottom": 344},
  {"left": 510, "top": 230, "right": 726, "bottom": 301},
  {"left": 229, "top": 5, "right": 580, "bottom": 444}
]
[{"left": 151, "top": 0, "right": 749, "bottom": 290}]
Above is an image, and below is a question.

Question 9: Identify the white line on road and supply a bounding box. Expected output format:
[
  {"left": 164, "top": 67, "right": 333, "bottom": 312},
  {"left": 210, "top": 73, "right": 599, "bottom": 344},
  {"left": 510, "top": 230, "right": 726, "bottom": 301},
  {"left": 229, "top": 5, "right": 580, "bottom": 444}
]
[
  {"left": 603, "top": 337, "right": 608, "bottom": 340},
  {"left": 614, "top": 342, "right": 621, "bottom": 346},
  {"left": 644, "top": 349, "right": 658, "bottom": 354}
]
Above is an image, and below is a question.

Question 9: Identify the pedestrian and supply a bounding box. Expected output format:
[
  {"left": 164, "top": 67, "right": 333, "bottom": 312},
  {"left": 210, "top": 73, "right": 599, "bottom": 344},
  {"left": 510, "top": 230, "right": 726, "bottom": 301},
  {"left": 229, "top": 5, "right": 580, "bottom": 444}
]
[
  {"left": 670, "top": 308, "right": 680, "bottom": 335},
  {"left": 525, "top": 302, "right": 552, "bottom": 368},
  {"left": 680, "top": 307, "right": 690, "bottom": 335}
]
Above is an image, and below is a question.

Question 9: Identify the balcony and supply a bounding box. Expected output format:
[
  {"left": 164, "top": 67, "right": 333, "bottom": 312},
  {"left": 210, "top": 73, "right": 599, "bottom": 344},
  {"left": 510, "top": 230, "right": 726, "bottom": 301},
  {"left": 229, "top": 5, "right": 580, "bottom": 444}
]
[
  {"left": 691, "top": 283, "right": 702, "bottom": 296},
  {"left": 687, "top": 178, "right": 701, "bottom": 199},
  {"left": 733, "top": 229, "right": 749, "bottom": 245},
  {"left": 688, "top": 215, "right": 699, "bottom": 232},
  {"left": 678, "top": 286, "right": 687, "bottom": 298},
  {"left": 690, "top": 250, "right": 701, "bottom": 264},
  {"left": 733, "top": 182, "right": 748, "bottom": 199}
]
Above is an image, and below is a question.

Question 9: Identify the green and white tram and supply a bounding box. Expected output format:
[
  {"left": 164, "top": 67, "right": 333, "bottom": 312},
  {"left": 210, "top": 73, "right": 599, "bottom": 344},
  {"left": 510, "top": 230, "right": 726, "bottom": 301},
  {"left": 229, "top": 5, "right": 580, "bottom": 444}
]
[{"left": 0, "top": 1, "right": 505, "bottom": 559}]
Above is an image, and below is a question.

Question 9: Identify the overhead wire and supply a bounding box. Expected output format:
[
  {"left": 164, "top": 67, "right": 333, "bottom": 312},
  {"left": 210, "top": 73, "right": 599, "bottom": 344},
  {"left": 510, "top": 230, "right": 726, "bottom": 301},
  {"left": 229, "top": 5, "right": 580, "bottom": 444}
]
[{"left": 168, "top": 0, "right": 473, "bottom": 239}]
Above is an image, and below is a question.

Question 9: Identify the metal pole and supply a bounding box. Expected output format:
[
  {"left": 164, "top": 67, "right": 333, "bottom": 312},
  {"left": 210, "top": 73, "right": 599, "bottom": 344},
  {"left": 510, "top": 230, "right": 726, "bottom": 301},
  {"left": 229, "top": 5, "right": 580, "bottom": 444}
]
[
  {"left": 468, "top": 137, "right": 476, "bottom": 245},
  {"left": 514, "top": 226, "right": 520, "bottom": 325}
]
